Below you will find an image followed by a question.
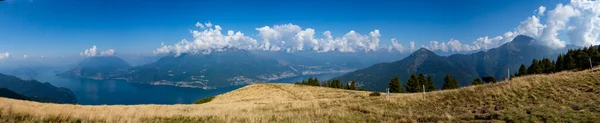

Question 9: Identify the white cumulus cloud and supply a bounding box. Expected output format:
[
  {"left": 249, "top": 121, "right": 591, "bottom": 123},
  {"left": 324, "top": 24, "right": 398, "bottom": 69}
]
[
  {"left": 538, "top": 3, "right": 578, "bottom": 48},
  {"left": 80, "top": 45, "right": 116, "bottom": 57},
  {"left": 463, "top": 0, "right": 600, "bottom": 51},
  {"left": 566, "top": 0, "right": 600, "bottom": 46},
  {"left": 156, "top": 22, "right": 384, "bottom": 55},
  {"left": 388, "top": 38, "right": 406, "bottom": 52},
  {"left": 154, "top": 22, "right": 258, "bottom": 56},
  {"left": 538, "top": 6, "right": 547, "bottom": 16},
  {"left": 157, "top": 1, "right": 600, "bottom": 55}
]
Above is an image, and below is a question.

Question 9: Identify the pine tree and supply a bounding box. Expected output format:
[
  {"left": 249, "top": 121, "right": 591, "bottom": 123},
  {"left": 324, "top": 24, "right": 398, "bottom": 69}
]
[
  {"left": 313, "top": 78, "right": 320, "bottom": 86},
  {"left": 345, "top": 81, "right": 350, "bottom": 89},
  {"left": 301, "top": 80, "right": 307, "bottom": 85},
  {"left": 517, "top": 64, "right": 528, "bottom": 76},
  {"left": 527, "top": 59, "right": 542, "bottom": 74},
  {"left": 350, "top": 81, "right": 357, "bottom": 90},
  {"left": 405, "top": 74, "right": 420, "bottom": 93},
  {"left": 388, "top": 76, "right": 402, "bottom": 93},
  {"left": 577, "top": 47, "right": 589, "bottom": 70},
  {"left": 565, "top": 54, "right": 576, "bottom": 70},
  {"left": 555, "top": 54, "right": 564, "bottom": 71},
  {"left": 335, "top": 79, "right": 342, "bottom": 88},
  {"left": 330, "top": 79, "right": 336, "bottom": 88},
  {"left": 417, "top": 74, "right": 426, "bottom": 89},
  {"left": 424, "top": 75, "right": 435, "bottom": 92},
  {"left": 442, "top": 74, "right": 458, "bottom": 90},
  {"left": 307, "top": 78, "right": 314, "bottom": 85},
  {"left": 471, "top": 78, "right": 483, "bottom": 85},
  {"left": 541, "top": 58, "right": 553, "bottom": 74},
  {"left": 588, "top": 45, "right": 600, "bottom": 67}
]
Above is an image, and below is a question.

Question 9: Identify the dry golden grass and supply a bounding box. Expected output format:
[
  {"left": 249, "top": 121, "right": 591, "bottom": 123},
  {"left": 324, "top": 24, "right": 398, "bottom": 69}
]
[{"left": 1, "top": 67, "right": 600, "bottom": 122}]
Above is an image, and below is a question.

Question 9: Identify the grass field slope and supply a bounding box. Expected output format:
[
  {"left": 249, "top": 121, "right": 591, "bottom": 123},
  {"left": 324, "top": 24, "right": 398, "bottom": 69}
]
[{"left": 1, "top": 67, "right": 599, "bottom": 122}]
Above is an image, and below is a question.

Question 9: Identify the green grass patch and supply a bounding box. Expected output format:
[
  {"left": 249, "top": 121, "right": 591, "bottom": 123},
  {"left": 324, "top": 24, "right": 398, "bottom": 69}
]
[{"left": 193, "top": 96, "right": 215, "bottom": 104}]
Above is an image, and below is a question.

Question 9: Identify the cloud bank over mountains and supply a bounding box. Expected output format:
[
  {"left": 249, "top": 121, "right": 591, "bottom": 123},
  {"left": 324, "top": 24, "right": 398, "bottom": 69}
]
[
  {"left": 155, "top": 0, "right": 600, "bottom": 56},
  {"left": 80, "top": 45, "right": 116, "bottom": 57}
]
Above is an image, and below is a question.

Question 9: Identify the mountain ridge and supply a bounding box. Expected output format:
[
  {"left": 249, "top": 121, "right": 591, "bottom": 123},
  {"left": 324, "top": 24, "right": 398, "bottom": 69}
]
[
  {"left": 58, "top": 56, "right": 131, "bottom": 80},
  {"left": 334, "top": 35, "right": 566, "bottom": 91},
  {"left": 0, "top": 73, "right": 77, "bottom": 104}
]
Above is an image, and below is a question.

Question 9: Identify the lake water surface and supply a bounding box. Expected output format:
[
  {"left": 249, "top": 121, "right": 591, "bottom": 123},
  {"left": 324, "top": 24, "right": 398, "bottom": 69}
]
[{"left": 28, "top": 69, "right": 345, "bottom": 105}]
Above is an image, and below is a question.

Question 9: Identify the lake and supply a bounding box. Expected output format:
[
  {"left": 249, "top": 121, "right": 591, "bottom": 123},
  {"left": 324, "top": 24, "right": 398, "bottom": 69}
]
[{"left": 25, "top": 69, "right": 345, "bottom": 105}]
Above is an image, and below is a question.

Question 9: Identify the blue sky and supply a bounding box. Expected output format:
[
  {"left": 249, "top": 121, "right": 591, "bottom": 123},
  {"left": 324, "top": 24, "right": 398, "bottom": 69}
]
[{"left": 0, "top": 0, "right": 582, "bottom": 58}]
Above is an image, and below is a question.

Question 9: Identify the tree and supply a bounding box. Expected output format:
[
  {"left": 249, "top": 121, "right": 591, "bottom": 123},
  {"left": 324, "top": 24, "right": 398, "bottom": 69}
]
[
  {"left": 345, "top": 81, "right": 350, "bottom": 89},
  {"left": 424, "top": 75, "right": 435, "bottom": 92},
  {"left": 301, "top": 80, "right": 307, "bottom": 85},
  {"left": 555, "top": 55, "right": 564, "bottom": 71},
  {"left": 330, "top": 79, "right": 337, "bottom": 88},
  {"left": 576, "top": 47, "right": 590, "bottom": 70},
  {"left": 334, "top": 79, "right": 342, "bottom": 88},
  {"left": 541, "top": 58, "right": 553, "bottom": 74},
  {"left": 442, "top": 74, "right": 458, "bottom": 90},
  {"left": 471, "top": 78, "right": 483, "bottom": 85},
  {"left": 588, "top": 45, "right": 600, "bottom": 67},
  {"left": 565, "top": 53, "right": 576, "bottom": 70},
  {"left": 350, "top": 81, "right": 357, "bottom": 90},
  {"left": 313, "top": 78, "right": 320, "bottom": 86},
  {"left": 388, "top": 76, "right": 403, "bottom": 93},
  {"left": 405, "top": 74, "right": 420, "bottom": 93},
  {"left": 516, "top": 64, "right": 528, "bottom": 76},
  {"left": 527, "top": 59, "right": 542, "bottom": 74}
]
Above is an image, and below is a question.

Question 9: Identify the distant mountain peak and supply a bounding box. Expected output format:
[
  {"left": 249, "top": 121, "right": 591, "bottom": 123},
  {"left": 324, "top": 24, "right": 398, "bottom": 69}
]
[
  {"left": 511, "top": 35, "right": 535, "bottom": 44},
  {"left": 410, "top": 48, "right": 437, "bottom": 58},
  {"left": 415, "top": 48, "right": 433, "bottom": 53}
]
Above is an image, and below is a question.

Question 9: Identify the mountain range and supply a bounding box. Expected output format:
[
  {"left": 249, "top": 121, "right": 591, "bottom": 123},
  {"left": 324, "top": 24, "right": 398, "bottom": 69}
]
[
  {"left": 334, "top": 35, "right": 573, "bottom": 91},
  {"left": 55, "top": 35, "right": 580, "bottom": 91},
  {"left": 118, "top": 49, "right": 296, "bottom": 89},
  {"left": 58, "top": 56, "right": 131, "bottom": 80},
  {"left": 0, "top": 73, "right": 77, "bottom": 104},
  {"left": 56, "top": 47, "right": 407, "bottom": 89}
]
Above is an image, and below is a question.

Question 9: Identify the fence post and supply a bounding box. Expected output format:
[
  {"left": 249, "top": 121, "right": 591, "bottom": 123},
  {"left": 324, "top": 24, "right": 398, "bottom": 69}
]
[
  {"left": 386, "top": 88, "right": 389, "bottom": 101},
  {"left": 422, "top": 85, "right": 426, "bottom": 100},
  {"left": 590, "top": 58, "right": 594, "bottom": 72}
]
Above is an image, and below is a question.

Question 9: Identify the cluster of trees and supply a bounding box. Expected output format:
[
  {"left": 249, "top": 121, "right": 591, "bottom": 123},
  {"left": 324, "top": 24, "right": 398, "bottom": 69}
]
[
  {"left": 387, "top": 74, "right": 461, "bottom": 93},
  {"left": 515, "top": 45, "right": 600, "bottom": 77},
  {"left": 470, "top": 76, "right": 497, "bottom": 86},
  {"left": 295, "top": 77, "right": 357, "bottom": 90}
]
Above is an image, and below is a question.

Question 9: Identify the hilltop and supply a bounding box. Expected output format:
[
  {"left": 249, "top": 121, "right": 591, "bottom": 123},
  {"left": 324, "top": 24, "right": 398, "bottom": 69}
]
[{"left": 1, "top": 67, "right": 599, "bottom": 122}]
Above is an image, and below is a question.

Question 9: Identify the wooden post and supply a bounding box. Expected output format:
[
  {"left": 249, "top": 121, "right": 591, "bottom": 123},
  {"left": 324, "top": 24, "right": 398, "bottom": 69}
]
[
  {"left": 422, "top": 85, "right": 426, "bottom": 100},
  {"left": 590, "top": 58, "right": 593, "bottom": 72},
  {"left": 386, "top": 88, "right": 389, "bottom": 101}
]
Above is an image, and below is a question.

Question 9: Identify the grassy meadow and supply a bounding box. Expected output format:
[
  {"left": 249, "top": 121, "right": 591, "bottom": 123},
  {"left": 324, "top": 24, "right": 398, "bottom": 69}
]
[{"left": 1, "top": 67, "right": 599, "bottom": 122}]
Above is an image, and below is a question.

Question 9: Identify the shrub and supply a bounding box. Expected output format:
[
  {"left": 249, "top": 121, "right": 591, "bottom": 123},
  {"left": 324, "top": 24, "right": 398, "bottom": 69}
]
[
  {"left": 193, "top": 96, "right": 215, "bottom": 104},
  {"left": 369, "top": 92, "right": 381, "bottom": 96}
]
